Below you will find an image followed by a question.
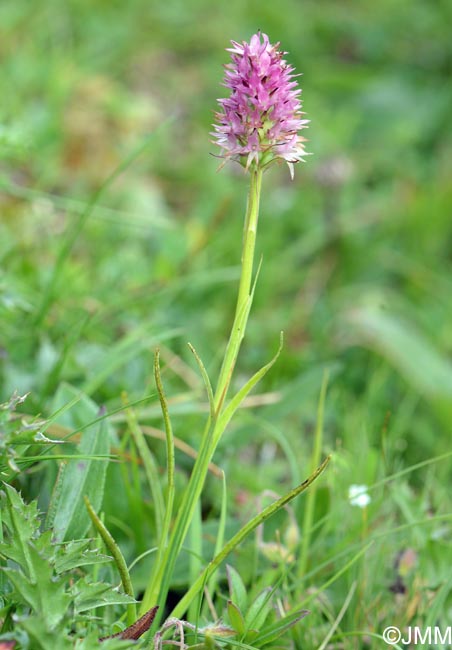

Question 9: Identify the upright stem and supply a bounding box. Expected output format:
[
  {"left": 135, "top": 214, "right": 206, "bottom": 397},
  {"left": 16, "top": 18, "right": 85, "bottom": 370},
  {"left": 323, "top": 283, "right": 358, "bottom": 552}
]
[
  {"left": 214, "top": 167, "right": 263, "bottom": 411},
  {"left": 140, "top": 167, "right": 263, "bottom": 622}
]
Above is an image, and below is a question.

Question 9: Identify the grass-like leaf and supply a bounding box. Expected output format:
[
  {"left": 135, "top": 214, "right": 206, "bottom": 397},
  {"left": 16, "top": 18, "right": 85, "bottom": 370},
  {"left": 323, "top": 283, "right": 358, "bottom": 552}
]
[
  {"left": 170, "top": 455, "right": 331, "bottom": 620},
  {"left": 256, "top": 609, "right": 310, "bottom": 646},
  {"left": 216, "top": 332, "right": 283, "bottom": 442}
]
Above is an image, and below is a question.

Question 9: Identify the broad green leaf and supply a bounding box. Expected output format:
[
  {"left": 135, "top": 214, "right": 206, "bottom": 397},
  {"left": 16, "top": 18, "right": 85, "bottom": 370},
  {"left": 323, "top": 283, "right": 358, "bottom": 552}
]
[
  {"left": 227, "top": 564, "right": 247, "bottom": 612},
  {"left": 48, "top": 383, "right": 110, "bottom": 542},
  {"left": 227, "top": 600, "right": 246, "bottom": 635}
]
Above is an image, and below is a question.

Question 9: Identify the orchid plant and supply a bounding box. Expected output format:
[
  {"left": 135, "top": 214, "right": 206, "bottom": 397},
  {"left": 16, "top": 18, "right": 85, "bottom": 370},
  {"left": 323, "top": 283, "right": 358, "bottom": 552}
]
[
  {"left": 136, "top": 31, "right": 327, "bottom": 642},
  {"left": 0, "top": 33, "right": 328, "bottom": 649}
]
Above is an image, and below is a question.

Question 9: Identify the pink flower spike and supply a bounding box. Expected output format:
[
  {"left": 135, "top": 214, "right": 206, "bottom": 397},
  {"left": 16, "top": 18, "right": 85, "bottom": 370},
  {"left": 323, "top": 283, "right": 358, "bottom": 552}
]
[{"left": 211, "top": 32, "right": 309, "bottom": 176}]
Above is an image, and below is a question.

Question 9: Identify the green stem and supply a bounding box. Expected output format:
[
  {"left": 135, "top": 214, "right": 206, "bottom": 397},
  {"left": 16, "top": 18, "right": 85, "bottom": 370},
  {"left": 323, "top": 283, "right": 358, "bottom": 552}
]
[
  {"left": 140, "top": 167, "right": 263, "bottom": 622},
  {"left": 84, "top": 496, "right": 137, "bottom": 625},
  {"left": 214, "top": 167, "right": 263, "bottom": 411}
]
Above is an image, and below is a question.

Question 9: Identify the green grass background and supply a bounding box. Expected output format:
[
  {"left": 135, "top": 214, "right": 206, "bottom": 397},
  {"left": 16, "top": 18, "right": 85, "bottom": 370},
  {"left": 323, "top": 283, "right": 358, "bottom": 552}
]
[{"left": 1, "top": 0, "right": 452, "bottom": 645}]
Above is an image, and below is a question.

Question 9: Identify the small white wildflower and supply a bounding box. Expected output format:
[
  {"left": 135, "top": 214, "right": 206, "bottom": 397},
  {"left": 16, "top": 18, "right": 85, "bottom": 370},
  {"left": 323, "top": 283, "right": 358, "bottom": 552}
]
[{"left": 348, "top": 484, "right": 371, "bottom": 508}]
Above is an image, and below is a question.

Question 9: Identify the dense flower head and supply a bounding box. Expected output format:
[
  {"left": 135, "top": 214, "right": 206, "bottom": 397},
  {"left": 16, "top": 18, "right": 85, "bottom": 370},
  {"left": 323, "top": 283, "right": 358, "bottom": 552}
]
[{"left": 212, "top": 32, "right": 309, "bottom": 177}]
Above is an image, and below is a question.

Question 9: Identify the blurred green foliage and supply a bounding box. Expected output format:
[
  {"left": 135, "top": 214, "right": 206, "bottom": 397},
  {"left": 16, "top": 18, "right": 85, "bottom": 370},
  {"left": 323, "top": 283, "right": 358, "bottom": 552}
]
[
  {"left": 1, "top": 0, "right": 452, "bottom": 645},
  {"left": 2, "top": 0, "right": 451, "bottom": 456}
]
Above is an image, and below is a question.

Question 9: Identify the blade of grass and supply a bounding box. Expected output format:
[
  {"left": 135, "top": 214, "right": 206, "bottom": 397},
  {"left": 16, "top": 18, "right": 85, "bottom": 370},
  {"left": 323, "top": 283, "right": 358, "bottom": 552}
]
[
  {"left": 331, "top": 631, "right": 404, "bottom": 650},
  {"left": 205, "top": 470, "right": 227, "bottom": 609},
  {"left": 137, "top": 352, "right": 177, "bottom": 609},
  {"left": 82, "top": 327, "right": 181, "bottom": 397},
  {"left": 188, "top": 500, "right": 203, "bottom": 624},
  {"left": 153, "top": 350, "right": 175, "bottom": 546},
  {"left": 317, "top": 580, "right": 356, "bottom": 650},
  {"left": 188, "top": 343, "right": 216, "bottom": 422},
  {"left": 298, "top": 370, "right": 329, "bottom": 579},
  {"left": 295, "top": 542, "right": 373, "bottom": 611},
  {"left": 124, "top": 395, "right": 164, "bottom": 539}
]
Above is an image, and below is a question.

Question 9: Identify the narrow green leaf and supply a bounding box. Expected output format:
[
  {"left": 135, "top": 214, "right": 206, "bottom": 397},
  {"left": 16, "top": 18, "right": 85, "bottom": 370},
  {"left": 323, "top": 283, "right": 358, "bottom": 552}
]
[
  {"left": 188, "top": 500, "right": 203, "bottom": 624},
  {"left": 217, "top": 333, "right": 283, "bottom": 440},
  {"left": 257, "top": 609, "right": 310, "bottom": 646},
  {"left": 244, "top": 587, "right": 272, "bottom": 632},
  {"left": 125, "top": 400, "right": 164, "bottom": 538},
  {"left": 205, "top": 471, "right": 227, "bottom": 605},
  {"left": 298, "top": 369, "right": 329, "bottom": 579},
  {"left": 170, "top": 456, "right": 331, "bottom": 620},
  {"left": 154, "top": 349, "right": 175, "bottom": 536},
  {"left": 188, "top": 343, "right": 216, "bottom": 422}
]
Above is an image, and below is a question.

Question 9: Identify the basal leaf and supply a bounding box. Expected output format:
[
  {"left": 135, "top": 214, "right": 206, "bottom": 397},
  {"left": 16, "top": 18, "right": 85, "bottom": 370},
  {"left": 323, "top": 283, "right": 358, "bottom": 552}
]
[
  {"left": 227, "top": 600, "right": 245, "bottom": 636},
  {"left": 226, "top": 564, "right": 247, "bottom": 612}
]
